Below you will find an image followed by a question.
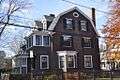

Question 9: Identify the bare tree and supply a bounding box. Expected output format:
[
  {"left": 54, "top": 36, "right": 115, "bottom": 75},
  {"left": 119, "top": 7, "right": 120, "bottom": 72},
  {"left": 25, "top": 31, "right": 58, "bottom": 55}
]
[{"left": 0, "top": 0, "right": 31, "bottom": 38}]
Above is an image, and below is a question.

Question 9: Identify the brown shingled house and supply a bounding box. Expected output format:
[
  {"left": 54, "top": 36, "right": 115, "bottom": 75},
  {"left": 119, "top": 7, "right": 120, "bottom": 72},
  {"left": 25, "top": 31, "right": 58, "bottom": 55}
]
[{"left": 26, "top": 7, "right": 100, "bottom": 80}]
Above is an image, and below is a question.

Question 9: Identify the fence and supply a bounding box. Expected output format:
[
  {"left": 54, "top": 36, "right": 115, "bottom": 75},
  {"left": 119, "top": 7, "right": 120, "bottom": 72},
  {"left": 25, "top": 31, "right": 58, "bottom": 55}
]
[{"left": 9, "top": 70, "right": 120, "bottom": 80}]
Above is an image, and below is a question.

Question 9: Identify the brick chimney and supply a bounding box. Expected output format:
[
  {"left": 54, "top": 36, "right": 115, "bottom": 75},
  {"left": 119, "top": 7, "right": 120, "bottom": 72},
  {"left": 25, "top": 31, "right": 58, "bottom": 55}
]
[{"left": 92, "top": 8, "right": 96, "bottom": 27}]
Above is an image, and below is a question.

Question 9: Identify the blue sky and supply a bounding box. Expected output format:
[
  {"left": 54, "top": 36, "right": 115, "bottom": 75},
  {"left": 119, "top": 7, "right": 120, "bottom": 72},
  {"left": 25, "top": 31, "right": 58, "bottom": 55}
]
[
  {"left": 26, "top": 0, "right": 109, "bottom": 29},
  {"left": 1, "top": 0, "right": 110, "bottom": 57}
]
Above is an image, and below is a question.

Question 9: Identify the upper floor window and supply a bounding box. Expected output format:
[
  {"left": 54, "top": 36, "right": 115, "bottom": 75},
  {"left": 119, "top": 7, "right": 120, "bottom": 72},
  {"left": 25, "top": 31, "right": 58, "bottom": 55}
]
[
  {"left": 64, "top": 18, "right": 74, "bottom": 29},
  {"left": 84, "top": 55, "right": 93, "bottom": 68},
  {"left": 40, "top": 55, "right": 49, "bottom": 69},
  {"left": 82, "top": 37, "right": 91, "bottom": 48},
  {"left": 27, "top": 36, "right": 33, "bottom": 48},
  {"left": 43, "top": 36, "right": 50, "bottom": 46},
  {"left": 36, "top": 35, "right": 50, "bottom": 46},
  {"left": 36, "top": 35, "right": 42, "bottom": 45},
  {"left": 62, "top": 35, "right": 73, "bottom": 47},
  {"left": 80, "top": 20, "right": 87, "bottom": 31}
]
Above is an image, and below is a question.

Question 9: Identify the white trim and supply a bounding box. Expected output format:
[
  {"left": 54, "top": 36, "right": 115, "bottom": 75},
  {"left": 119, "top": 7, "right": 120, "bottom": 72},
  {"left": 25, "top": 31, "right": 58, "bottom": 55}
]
[
  {"left": 34, "top": 35, "right": 50, "bottom": 47},
  {"left": 80, "top": 20, "right": 87, "bottom": 31},
  {"left": 40, "top": 55, "right": 49, "bottom": 69},
  {"left": 84, "top": 55, "right": 93, "bottom": 68},
  {"left": 67, "top": 55, "right": 76, "bottom": 68},
  {"left": 82, "top": 37, "right": 92, "bottom": 48},
  {"left": 48, "top": 7, "right": 98, "bottom": 35},
  {"left": 73, "top": 12, "right": 79, "bottom": 17},
  {"left": 57, "top": 51, "right": 77, "bottom": 72},
  {"left": 33, "top": 35, "right": 36, "bottom": 46},
  {"left": 57, "top": 51, "right": 77, "bottom": 56}
]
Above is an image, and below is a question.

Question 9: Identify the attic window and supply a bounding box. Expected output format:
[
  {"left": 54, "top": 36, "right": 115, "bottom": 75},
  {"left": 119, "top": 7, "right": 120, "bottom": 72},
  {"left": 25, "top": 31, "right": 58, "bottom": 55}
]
[
  {"left": 73, "top": 12, "right": 79, "bottom": 17},
  {"left": 64, "top": 18, "right": 74, "bottom": 30}
]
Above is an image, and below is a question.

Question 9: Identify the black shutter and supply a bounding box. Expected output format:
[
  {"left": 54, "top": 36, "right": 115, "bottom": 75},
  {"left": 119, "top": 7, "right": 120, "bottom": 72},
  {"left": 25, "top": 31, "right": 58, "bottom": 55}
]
[
  {"left": 71, "top": 36, "right": 73, "bottom": 47},
  {"left": 63, "top": 18, "right": 66, "bottom": 29},
  {"left": 79, "top": 20, "right": 81, "bottom": 31},
  {"left": 60, "top": 36, "right": 63, "bottom": 47},
  {"left": 81, "top": 38, "right": 84, "bottom": 48},
  {"left": 91, "top": 38, "right": 93, "bottom": 48},
  {"left": 72, "top": 20, "right": 75, "bottom": 30},
  {"left": 86, "top": 21, "right": 89, "bottom": 31}
]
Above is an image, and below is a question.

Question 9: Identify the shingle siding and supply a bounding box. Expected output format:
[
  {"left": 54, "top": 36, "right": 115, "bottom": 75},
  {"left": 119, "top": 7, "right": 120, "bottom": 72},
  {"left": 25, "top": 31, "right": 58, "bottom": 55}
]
[{"left": 27, "top": 7, "right": 100, "bottom": 75}]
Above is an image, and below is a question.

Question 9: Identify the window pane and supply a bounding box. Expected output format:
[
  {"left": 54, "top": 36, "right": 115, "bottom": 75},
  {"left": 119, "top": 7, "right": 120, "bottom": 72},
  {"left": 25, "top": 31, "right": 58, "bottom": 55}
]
[
  {"left": 84, "top": 55, "right": 93, "bottom": 68},
  {"left": 28, "top": 36, "right": 33, "bottom": 47},
  {"left": 67, "top": 55, "right": 74, "bottom": 68},
  {"left": 36, "top": 35, "right": 42, "bottom": 45},
  {"left": 43, "top": 36, "right": 50, "bottom": 46},
  {"left": 65, "top": 18, "right": 73, "bottom": 29},
  {"left": 62, "top": 35, "right": 72, "bottom": 47},
  {"left": 59, "top": 56, "right": 64, "bottom": 68},
  {"left": 81, "top": 20, "right": 87, "bottom": 31},
  {"left": 40, "top": 56, "right": 48, "bottom": 69},
  {"left": 83, "top": 38, "right": 91, "bottom": 47}
]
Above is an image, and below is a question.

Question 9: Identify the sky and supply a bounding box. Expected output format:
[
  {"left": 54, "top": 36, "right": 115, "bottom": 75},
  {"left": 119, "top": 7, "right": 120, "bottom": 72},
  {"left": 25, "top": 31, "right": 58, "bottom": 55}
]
[{"left": 0, "top": 0, "right": 111, "bottom": 57}]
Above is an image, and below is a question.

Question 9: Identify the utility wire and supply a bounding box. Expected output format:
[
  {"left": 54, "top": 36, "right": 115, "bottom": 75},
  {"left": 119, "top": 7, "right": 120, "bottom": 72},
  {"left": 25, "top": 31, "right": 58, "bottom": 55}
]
[
  {"left": 1, "top": 21, "right": 120, "bottom": 39},
  {"left": 0, "top": 12, "right": 34, "bottom": 21},
  {"left": 0, "top": 21, "right": 36, "bottom": 29},
  {"left": 61, "top": 0, "right": 112, "bottom": 14}
]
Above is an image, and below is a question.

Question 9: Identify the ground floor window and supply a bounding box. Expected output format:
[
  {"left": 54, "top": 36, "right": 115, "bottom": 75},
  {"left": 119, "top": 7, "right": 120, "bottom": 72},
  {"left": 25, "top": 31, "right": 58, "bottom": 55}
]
[
  {"left": 67, "top": 55, "right": 75, "bottom": 68},
  {"left": 40, "top": 55, "right": 49, "bottom": 69},
  {"left": 57, "top": 51, "right": 77, "bottom": 72},
  {"left": 59, "top": 56, "right": 65, "bottom": 68},
  {"left": 84, "top": 55, "right": 93, "bottom": 68}
]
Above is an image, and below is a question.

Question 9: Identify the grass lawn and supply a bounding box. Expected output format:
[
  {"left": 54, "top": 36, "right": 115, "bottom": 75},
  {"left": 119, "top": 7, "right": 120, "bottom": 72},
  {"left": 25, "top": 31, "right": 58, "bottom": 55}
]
[{"left": 96, "top": 78, "right": 120, "bottom": 80}]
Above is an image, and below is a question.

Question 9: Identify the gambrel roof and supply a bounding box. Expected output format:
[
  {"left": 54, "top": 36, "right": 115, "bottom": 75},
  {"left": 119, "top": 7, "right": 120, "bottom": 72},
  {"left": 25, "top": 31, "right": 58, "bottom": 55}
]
[{"left": 48, "top": 7, "right": 98, "bottom": 35}]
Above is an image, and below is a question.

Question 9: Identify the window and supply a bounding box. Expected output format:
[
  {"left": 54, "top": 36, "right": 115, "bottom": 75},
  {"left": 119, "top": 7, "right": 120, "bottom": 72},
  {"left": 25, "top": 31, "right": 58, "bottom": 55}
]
[
  {"left": 59, "top": 56, "right": 65, "bottom": 68},
  {"left": 27, "top": 36, "right": 33, "bottom": 48},
  {"left": 84, "top": 55, "right": 93, "bottom": 68},
  {"left": 82, "top": 37, "right": 91, "bottom": 48},
  {"left": 36, "top": 35, "right": 42, "bottom": 45},
  {"left": 67, "top": 55, "right": 75, "bottom": 68},
  {"left": 43, "top": 36, "right": 50, "bottom": 46},
  {"left": 64, "top": 18, "right": 74, "bottom": 29},
  {"left": 40, "top": 55, "right": 49, "bottom": 69},
  {"left": 35, "top": 35, "right": 50, "bottom": 46},
  {"left": 62, "top": 35, "right": 73, "bottom": 47},
  {"left": 80, "top": 20, "right": 87, "bottom": 31},
  {"left": 57, "top": 51, "right": 77, "bottom": 72}
]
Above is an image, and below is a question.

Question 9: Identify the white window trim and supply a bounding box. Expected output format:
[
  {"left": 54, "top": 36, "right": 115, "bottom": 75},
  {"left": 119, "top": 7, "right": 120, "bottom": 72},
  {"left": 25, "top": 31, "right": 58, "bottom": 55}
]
[
  {"left": 57, "top": 51, "right": 77, "bottom": 72},
  {"left": 62, "top": 35, "right": 72, "bottom": 47},
  {"left": 67, "top": 55, "right": 76, "bottom": 68},
  {"left": 83, "top": 37, "right": 91, "bottom": 48},
  {"left": 58, "top": 56, "right": 66, "bottom": 69},
  {"left": 73, "top": 12, "right": 79, "bottom": 17},
  {"left": 40, "top": 55, "right": 49, "bottom": 69},
  {"left": 34, "top": 35, "right": 50, "bottom": 47},
  {"left": 65, "top": 18, "right": 73, "bottom": 29},
  {"left": 81, "top": 20, "right": 87, "bottom": 31},
  {"left": 84, "top": 55, "right": 93, "bottom": 68}
]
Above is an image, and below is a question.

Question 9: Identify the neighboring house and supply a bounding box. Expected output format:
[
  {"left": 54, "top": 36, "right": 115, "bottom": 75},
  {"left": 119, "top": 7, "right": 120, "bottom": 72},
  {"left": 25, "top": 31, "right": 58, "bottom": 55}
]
[
  {"left": 12, "top": 44, "right": 28, "bottom": 74},
  {"left": 0, "top": 51, "right": 6, "bottom": 69},
  {"left": 100, "top": 44, "right": 120, "bottom": 71},
  {"left": 26, "top": 7, "right": 100, "bottom": 79}
]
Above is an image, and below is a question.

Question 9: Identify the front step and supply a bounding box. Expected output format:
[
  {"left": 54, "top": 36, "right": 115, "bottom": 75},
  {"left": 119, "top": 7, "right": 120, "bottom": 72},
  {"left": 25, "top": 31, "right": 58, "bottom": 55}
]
[{"left": 64, "top": 72, "right": 79, "bottom": 80}]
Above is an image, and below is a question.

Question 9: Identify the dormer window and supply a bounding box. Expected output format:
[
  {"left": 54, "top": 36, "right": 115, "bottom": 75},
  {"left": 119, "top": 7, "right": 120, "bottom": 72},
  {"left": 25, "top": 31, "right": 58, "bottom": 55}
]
[
  {"left": 80, "top": 20, "right": 87, "bottom": 31},
  {"left": 64, "top": 18, "right": 74, "bottom": 29}
]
